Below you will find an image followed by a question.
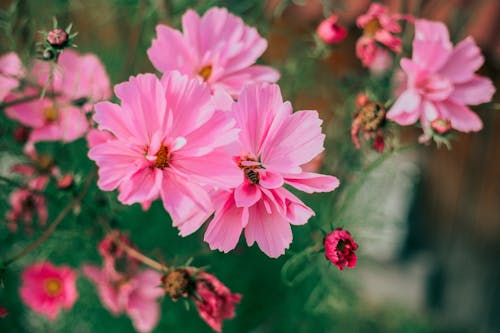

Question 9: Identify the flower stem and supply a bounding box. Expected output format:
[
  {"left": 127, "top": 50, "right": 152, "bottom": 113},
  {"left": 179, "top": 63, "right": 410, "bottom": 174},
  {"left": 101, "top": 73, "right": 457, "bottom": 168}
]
[{"left": 1, "top": 170, "right": 96, "bottom": 268}]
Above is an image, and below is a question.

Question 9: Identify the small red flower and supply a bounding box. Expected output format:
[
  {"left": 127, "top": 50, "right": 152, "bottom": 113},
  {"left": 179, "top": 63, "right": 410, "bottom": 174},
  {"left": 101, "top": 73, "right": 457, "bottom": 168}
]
[
  {"left": 316, "top": 14, "right": 348, "bottom": 44},
  {"left": 0, "top": 305, "right": 8, "bottom": 318},
  {"left": 324, "top": 228, "right": 358, "bottom": 270}
]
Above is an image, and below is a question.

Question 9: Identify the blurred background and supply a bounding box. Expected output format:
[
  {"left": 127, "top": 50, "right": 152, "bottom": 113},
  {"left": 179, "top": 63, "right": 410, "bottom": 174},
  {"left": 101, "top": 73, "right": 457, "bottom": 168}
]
[{"left": 0, "top": 0, "right": 499, "bottom": 332}]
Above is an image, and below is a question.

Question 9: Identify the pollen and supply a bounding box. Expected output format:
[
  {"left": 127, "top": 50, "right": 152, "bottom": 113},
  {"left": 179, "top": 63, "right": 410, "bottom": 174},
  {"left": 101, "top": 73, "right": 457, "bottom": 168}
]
[
  {"left": 154, "top": 145, "right": 170, "bottom": 169},
  {"left": 43, "top": 107, "right": 59, "bottom": 122},
  {"left": 43, "top": 278, "right": 62, "bottom": 297},
  {"left": 238, "top": 157, "right": 262, "bottom": 184},
  {"left": 364, "top": 19, "right": 382, "bottom": 37},
  {"left": 198, "top": 65, "right": 213, "bottom": 81}
]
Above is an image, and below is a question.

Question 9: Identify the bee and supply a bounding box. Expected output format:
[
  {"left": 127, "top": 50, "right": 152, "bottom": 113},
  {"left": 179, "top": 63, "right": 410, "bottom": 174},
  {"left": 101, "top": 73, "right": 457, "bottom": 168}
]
[{"left": 246, "top": 169, "right": 259, "bottom": 184}]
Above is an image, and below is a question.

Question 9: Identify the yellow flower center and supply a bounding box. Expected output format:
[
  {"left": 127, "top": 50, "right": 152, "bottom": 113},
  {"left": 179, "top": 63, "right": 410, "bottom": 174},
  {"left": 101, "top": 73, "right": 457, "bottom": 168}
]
[
  {"left": 43, "top": 278, "right": 62, "bottom": 297},
  {"left": 238, "top": 157, "right": 262, "bottom": 184},
  {"left": 154, "top": 145, "right": 170, "bottom": 169},
  {"left": 198, "top": 65, "right": 212, "bottom": 81},
  {"left": 364, "top": 19, "right": 382, "bottom": 37},
  {"left": 43, "top": 107, "right": 59, "bottom": 122}
]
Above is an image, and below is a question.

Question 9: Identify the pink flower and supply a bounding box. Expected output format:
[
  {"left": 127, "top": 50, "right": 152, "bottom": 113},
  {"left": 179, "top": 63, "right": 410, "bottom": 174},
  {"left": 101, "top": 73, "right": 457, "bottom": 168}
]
[
  {"left": 4, "top": 49, "right": 111, "bottom": 144},
  {"left": 204, "top": 83, "right": 340, "bottom": 258},
  {"left": 356, "top": 3, "right": 404, "bottom": 53},
  {"left": 89, "top": 71, "right": 241, "bottom": 235},
  {"left": 387, "top": 20, "right": 495, "bottom": 134},
  {"left": 0, "top": 52, "right": 23, "bottom": 102},
  {"left": 83, "top": 266, "right": 163, "bottom": 333},
  {"left": 20, "top": 262, "right": 78, "bottom": 320},
  {"left": 147, "top": 7, "right": 279, "bottom": 97},
  {"left": 324, "top": 228, "right": 358, "bottom": 270},
  {"left": 316, "top": 14, "right": 347, "bottom": 44},
  {"left": 193, "top": 271, "right": 242, "bottom": 332}
]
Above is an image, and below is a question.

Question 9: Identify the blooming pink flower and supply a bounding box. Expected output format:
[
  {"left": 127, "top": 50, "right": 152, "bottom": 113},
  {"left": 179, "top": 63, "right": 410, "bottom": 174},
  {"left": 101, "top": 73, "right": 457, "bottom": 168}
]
[
  {"left": 316, "top": 14, "right": 347, "bottom": 44},
  {"left": 83, "top": 266, "right": 163, "bottom": 333},
  {"left": 4, "top": 49, "right": 111, "bottom": 145},
  {"left": 387, "top": 20, "right": 495, "bottom": 134},
  {"left": 147, "top": 7, "right": 279, "bottom": 97},
  {"left": 89, "top": 71, "right": 241, "bottom": 235},
  {"left": 356, "top": 3, "right": 404, "bottom": 53},
  {"left": 193, "top": 271, "right": 242, "bottom": 332},
  {"left": 324, "top": 228, "right": 358, "bottom": 270},
  {"left": 204, "top": 83, "right": 340, "bottom": 258},
  {"left": 20, "top": 262, "right": 78, "bottom": 320},
  {"left": 0, "top": 52, "right": 23, "bottom": 102}
]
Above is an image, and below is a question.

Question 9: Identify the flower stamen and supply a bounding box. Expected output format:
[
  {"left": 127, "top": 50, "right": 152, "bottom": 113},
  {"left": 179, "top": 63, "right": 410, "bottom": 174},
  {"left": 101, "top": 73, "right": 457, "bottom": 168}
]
[
  {"left": 198, "top": 65, "right": 212, "bottom": 81},
  {"left": 43, "top": 278, "right": 62, "bottom": 297},
  {"left": 154, "top": 146, "right": 170, "bottom": 169}
]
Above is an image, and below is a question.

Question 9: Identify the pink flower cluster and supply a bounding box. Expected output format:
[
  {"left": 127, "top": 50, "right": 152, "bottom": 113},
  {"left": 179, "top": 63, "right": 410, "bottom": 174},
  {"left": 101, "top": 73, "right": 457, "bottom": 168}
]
[
  {"left": 1, "top": 49, "right": 110, "bottom": 147},
  {"left": 83, "top": 232, "right": 163, "bottom": 333},
  {"left": 89, "top": 7, "right": 339, "bottom": 258}
]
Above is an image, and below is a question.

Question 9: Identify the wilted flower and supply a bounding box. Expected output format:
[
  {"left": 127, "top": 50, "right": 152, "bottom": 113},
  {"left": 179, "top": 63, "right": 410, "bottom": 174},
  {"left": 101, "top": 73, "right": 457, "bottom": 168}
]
[
  {"left": 387, "top": 20, "right": 495, "bottom": 137},
  {"left": 204, "top": 83, "right": 339, "bottom": 258},
  {"left": 19, "top": 262, "right": 78, "bottom": 320},
  {"left": 316, "top": 14, "right": 347, "bottom": 44},
  {"left": 147, "top": 7, "right": 279, "bottom": 97},
  {"left": 351, "top": 99, "right": 387, "bottom": 152},
  {"left": 89, "top": 72, "right": 241, "bottom": 234},
  {"left": 324, "top": 228, "right": 358, "bottom": 270}
]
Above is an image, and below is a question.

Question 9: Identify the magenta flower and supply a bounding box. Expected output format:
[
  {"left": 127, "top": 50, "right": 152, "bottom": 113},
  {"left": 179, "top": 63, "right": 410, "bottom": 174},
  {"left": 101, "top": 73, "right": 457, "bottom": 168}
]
[
  {"left": 193, "top": 271, "right": 242, "bottom": 332},
  {"left": 324, "top": 228, "right": 358, "bottom": 270},
  {"left": 387, "top": 20, "right": 495, "bottom": 134},
  {"left": 20, "top": 262, "right": 78, "bottom": 320},
  {"left": 147, "top": 7, "right": 279, "bottom": 97},
  {"left": 0, "top": 52, "right": 23, "bottom": 102},
  {"left": 88, "top": 71, "right": 241, "bottom": 235},
  {"left": 4, "top": 49, "right": 111, "bottom": 144},
  {"left": 83, "top": 266, "right": 163, "bottom": 333},
  {"left": 203, "top": 83, "right": 340, "bottom": 258},
  {"left": 316, "top": 14, "right": 347, "bottom": 44}
]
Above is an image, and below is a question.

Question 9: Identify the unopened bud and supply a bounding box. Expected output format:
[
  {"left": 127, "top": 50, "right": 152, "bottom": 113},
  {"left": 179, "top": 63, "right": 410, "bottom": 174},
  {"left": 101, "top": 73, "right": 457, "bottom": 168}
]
[
  {"left": 47, "top": 28, "right": 69, "bottom": 48},
  {"left": 431, "top": 118, "right": 452, "bottom": 135}
]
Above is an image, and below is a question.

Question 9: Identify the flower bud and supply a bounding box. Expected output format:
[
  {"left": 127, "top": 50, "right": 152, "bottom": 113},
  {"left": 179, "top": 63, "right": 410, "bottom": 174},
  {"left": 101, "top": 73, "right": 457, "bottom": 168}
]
[
  {"left": 56, "top": 174, "right": 74, "bottom": 189},
  {"left": 316, "top": 14, "right": 348, "bottom": 44},
  {"left": 47, "top": 28, "right": 69, "bottom": 48},
  {"left": 431, "top": 118, "right": 452, "bottom": 135}
]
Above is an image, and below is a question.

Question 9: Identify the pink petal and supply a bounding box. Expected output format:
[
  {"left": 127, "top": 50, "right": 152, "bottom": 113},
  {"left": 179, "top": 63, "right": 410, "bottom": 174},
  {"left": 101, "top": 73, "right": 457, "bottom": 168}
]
[
  {"left": 438, "top": 37, "right": 484, "bottom": 84},
  {"left": 284, "top": 172, "right": 340, "bottom": 193},
  {"left": 449, "top": 75, "right": 495, "bottom": 106},
  {"left": 215, "top": 65, "right": 280, "bottom": 98},
  {"left": 438, "top": 100, "right": 482, "bottom": 132},
  {"left": 412, "top": 19, "right": 452, "bottom": 72},
  {"left": 234, "top": 182, "right": 261, "bottom": 207},
  {"left": 93, "top": 101, "right": 136, "bottom": 140},
  {"left": 244, "top": 200, "right": 292, "bottom": 258},
  {"left": 117, "top": 168, "right": 162, "bottom": 205},
  {"left": 387, "top": 89, "right": 421, "bottom": 125},
  {"left": 258, "top": 170, "right": 283, "bottom": 189},
  {"left": 204, "top": 193, "right": 246, "bottom": 253}
]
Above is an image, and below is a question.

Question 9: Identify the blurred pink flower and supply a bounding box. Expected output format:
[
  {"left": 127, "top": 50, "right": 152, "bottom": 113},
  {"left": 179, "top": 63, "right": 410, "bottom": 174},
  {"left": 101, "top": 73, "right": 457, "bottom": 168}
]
[
  {"left": 316, "top": 14, "right": 348, "bottom": 44},
  {"left": 0, "top": 52, "right": 23, "bottom": 102},
  {"left": 20, "top": 262, "right": 78, "bottom": 320},
  {"left": 387, "top": 19, "right": 495, "bottom": 134},
  {"left": 89, "top": 72, "right": 241, "bottom": 235},
  {"left": 147, "top": 7, "right": 279, "bottom": 98},
  {"left": 4, "top": 49, "right": 111, "bottom": 145},
  {"left": 324, "top": 228, "right": 358, "bottom": 270},
  {"left": 0, "top": 305, "right": 8, "bottom": 318},
  {"left": 193, "top": 271, "right": 242, "bottom": 332},
  {"left": 356, "top": 3, "right": 404, "bottom": 53},
  {"left": 83, "top": 266, "right": 163, "bottom": 333},
  {"left": 204, "top": 83, "right": 339, "bottom": 258}
]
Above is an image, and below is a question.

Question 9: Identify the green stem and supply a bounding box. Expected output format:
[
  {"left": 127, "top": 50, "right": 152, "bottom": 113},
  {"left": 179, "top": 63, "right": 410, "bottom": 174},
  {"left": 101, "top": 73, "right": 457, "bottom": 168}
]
[{"left": 1, "top": 170, "right": 96, "bottom": 268}]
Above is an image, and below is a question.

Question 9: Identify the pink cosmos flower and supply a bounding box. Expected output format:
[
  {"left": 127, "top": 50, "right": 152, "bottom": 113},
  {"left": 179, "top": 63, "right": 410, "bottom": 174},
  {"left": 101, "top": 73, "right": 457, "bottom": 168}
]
[
  {"left": 356, "top": 3, "right": 404, "bottom": 53},
  {"left": 83, "top": 266, "right": 163, "bottom": 333},
  {"left": 193, "top": 271, "right": 242, "bottom": 332},
  {"left": 20, "top": 262, "right": 78, "bottom": 320},
  {"left": 387, "top": 20, "right": 495, "bottom": 134},
  {"left": 4, "top": 49, "right": 111, "bottom": 145},
  {"left": 89, "top": 71, "right": 241, "bottom": 234},
  {"left": 203, "top": 83, "right": 340, "bottom": 258},
  {"left": 147, "top": 7, "right": 279, "bottom": 97},
  {"left": 316, "top": 14, "right": 348, "bottom": 44},
  {"left": 324, "top": 228, "right": 358, "bottom": 270},
  {"left": 0, "top": 52, "right": 23, "bottom": 102}
]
